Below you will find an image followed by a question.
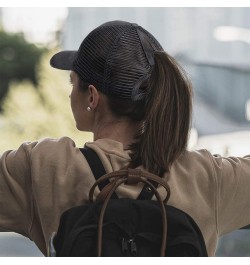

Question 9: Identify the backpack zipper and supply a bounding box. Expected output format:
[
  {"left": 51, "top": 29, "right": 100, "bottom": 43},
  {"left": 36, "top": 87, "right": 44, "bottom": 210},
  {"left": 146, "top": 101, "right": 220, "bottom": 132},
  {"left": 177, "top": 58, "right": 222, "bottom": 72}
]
[
  {"left": 122, "top": 238, "right": 137, "bottom": 256},
  {"left": 122, "top": 238, "right": 129, "bottom": 254}
]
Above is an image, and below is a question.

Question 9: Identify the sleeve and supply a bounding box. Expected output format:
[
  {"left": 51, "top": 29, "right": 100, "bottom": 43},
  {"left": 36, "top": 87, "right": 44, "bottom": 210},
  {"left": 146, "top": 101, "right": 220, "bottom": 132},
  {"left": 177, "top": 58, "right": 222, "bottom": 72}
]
[
  {"left": 0, "top": 141, "right": 37, "bottom": 237},
  {"left": 208, "top": 152, "right": 250, "bottom": 236}
]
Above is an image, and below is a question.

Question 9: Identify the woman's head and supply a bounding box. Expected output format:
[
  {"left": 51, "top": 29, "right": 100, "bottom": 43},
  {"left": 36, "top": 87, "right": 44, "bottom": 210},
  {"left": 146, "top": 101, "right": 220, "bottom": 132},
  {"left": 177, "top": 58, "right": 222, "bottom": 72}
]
[
  {"left": 50, "top": 20, "right": 163, "bottom": 101},
  {"left": 50, "top": 20, "right": 193, "bottom": 174}
]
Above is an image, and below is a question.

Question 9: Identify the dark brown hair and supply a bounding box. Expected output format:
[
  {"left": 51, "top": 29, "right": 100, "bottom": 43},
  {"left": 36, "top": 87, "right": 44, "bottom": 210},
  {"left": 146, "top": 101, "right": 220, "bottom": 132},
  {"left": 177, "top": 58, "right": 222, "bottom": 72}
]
[{"left": 80, "top": 51, "right": 193, "bottom": 175}]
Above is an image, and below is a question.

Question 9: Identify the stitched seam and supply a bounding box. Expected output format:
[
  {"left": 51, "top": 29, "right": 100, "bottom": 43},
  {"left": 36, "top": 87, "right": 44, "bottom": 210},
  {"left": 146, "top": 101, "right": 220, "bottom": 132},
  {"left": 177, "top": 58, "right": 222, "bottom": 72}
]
[
  {"left": 104, "top": 26, "right": 135, "bottom": 91},
  {"left": 23, "top": 144, "right": 35, "bottom": 238},
  {"left": 205, "top": 149, "right": 219, "bottom": 236}
]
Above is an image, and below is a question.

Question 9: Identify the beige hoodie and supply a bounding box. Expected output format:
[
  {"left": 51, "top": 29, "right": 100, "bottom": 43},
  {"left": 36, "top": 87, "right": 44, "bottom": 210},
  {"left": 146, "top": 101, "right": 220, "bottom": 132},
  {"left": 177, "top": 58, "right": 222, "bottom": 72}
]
[{"left": 0, "top": 136, "right": 249, "bottom": 256}]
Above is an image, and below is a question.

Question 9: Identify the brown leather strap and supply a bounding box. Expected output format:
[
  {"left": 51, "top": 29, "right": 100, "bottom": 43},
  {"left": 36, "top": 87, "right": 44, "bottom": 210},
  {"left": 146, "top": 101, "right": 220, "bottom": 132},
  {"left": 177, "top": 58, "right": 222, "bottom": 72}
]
[
  {"left": 89, "top": 168, "right": 170, "bottom": 257},
  {"left": 89, "top": 169, "right": 170, "bottom": 203},
  {"left": 95, "top": 178, "right": 122, "bottom": 202},
  {"left": 97, "top": 178, "right": 126, "bottom": 257}
]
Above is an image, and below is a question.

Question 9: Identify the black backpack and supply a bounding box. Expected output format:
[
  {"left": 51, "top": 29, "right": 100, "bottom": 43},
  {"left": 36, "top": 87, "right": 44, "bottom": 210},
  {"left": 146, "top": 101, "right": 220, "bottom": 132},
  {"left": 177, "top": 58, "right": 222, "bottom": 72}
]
[{"left": 48, "top": 147, "right": 208, "bottom": 257}]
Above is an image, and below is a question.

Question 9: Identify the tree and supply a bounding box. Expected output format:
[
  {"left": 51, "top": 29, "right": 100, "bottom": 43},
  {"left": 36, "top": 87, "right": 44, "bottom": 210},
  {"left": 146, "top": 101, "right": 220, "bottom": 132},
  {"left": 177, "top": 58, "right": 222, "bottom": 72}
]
[
  {"left": 0, "top": 30, "right": 46, "bottom": 107},
  {"left": 0, "top": 51, "right": 93, "bottom": 152}
]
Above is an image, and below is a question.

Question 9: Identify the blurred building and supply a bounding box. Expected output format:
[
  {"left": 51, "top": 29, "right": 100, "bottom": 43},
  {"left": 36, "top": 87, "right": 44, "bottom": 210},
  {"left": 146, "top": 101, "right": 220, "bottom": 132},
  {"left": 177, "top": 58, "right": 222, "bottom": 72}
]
[{"left": 61, "top": 7, "right": 250, "bottom": 64}]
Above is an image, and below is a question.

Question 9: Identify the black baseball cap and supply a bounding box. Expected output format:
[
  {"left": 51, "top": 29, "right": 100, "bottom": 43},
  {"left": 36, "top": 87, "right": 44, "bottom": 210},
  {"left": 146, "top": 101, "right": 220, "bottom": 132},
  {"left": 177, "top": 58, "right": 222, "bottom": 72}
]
[{"left": 50, "top": 20, "right": 163, "bottom": 101}]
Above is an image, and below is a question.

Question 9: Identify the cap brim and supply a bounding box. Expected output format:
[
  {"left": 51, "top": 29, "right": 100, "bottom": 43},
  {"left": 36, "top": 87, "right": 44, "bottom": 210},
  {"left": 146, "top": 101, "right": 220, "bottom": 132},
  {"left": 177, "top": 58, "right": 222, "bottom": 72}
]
[{"left": 50, "top": 51, "right": 77, "bottom": 70}]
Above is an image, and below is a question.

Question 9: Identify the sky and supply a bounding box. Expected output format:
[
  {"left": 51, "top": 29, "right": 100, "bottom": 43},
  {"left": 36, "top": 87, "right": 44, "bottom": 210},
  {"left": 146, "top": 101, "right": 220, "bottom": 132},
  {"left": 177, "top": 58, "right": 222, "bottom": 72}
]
[{"left": 1, "top": 7, "right": 68, "bottom": 44}]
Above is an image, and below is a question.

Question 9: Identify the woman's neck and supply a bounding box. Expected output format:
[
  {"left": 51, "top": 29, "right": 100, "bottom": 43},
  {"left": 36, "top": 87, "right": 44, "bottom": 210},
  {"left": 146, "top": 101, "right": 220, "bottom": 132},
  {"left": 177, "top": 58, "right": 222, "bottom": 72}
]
[{"left": 93, "top": 119, "right": 140, "bottom": 149}]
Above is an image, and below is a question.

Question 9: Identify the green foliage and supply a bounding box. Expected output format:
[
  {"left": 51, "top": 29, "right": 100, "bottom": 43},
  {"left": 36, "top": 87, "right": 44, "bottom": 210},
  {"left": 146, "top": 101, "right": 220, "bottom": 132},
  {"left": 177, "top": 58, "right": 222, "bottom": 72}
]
[
  {"left": 0, "top": 51, "right": 93, "bottom": 152},
  {"left": 0, "top": 30, "right": 46, "bottom": 105}
]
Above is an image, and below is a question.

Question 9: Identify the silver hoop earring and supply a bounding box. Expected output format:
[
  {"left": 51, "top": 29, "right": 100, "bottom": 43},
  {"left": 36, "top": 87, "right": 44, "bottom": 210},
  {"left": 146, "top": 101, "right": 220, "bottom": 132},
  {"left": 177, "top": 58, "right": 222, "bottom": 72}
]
[{"left": 87, "top": 106, "right": 91, "bottom": 112}]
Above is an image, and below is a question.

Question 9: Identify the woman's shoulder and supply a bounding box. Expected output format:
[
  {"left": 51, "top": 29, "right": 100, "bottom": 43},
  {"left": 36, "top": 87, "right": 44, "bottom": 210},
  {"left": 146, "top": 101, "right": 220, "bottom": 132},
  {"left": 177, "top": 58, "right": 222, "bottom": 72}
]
[
  {"left": 11, "top": 136, "right": 82, "bottom": 164},
  {"left": 170, "top": 149, "right": 217, "bottom": 187},
  {"left": 177, "top": 148, "right": 214, "bottom": 167},
  {"left": 22, "top": 136, "right": 78, "bottom": 153}
]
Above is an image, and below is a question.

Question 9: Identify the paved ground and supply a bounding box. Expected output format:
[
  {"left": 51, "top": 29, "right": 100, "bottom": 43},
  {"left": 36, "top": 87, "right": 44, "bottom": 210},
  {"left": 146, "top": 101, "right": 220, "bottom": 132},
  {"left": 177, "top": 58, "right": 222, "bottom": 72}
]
[
  {"left": 0, "top": 230, "right": 249, "bottom": 257},
  {"left": 0, "top": 233, "right": 43, "bottom": 257}
]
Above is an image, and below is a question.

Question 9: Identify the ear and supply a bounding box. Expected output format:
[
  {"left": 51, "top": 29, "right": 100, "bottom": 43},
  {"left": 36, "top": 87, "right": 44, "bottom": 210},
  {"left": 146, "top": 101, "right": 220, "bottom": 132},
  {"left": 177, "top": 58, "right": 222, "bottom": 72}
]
[{"left": 87, "top": 85, "right": 100, "bottom": 110}]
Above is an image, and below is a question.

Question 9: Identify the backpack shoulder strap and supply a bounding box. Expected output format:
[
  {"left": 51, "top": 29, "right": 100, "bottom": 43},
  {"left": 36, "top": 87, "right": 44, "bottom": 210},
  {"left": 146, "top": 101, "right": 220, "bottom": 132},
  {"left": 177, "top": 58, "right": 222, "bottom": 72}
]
[
  {"left": 80, "top": 147, "right": 106, "bottom": 182},
  {"left": 137, "top": 170, "right": 164, "bottom": 200},
  {"left": 137, "top": 183, "right": 156, "bottom": 200},
  {"left": 80, "top": 147, "right": 156, "bottom": 200},
  {"left": 80, "top": 147, "right": 118, "bottom": 199}
]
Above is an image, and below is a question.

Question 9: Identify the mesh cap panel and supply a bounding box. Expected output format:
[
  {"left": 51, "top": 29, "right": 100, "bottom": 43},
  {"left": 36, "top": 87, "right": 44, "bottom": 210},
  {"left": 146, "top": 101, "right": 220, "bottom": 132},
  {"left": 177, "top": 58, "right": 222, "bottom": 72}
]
[{"left": 67, "top": 21, "right": 163, "bottom": 100}]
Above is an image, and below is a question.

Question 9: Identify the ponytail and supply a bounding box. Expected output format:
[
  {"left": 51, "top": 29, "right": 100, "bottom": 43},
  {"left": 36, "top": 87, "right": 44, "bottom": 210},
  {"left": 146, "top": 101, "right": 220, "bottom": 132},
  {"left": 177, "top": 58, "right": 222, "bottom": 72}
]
[
  {"left": 104, "top": 51, "right": 193, "bottom": 175},
  {"left": 129, "top": 51, "right": 193, "bottom": 175}
]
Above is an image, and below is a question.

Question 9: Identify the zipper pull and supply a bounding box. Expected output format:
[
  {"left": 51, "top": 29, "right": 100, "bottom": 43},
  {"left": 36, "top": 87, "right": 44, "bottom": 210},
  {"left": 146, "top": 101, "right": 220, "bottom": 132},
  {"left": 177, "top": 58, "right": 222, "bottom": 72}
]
[
  {"left": 122, "top": 238, "right": 129, "bottom": 254},
  {"left": 129, "top": 239, "right": 137, "bottom": 256}
]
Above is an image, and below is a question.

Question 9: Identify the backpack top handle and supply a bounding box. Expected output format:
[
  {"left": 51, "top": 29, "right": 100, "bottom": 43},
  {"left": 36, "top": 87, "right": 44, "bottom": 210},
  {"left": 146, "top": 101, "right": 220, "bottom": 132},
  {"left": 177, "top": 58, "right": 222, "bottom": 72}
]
[
  {"left": 89, "top": 168, "right": 171, "bottom": 257},
  {"left": 89, "top": 168, "right": 170, "bottom": 203}
]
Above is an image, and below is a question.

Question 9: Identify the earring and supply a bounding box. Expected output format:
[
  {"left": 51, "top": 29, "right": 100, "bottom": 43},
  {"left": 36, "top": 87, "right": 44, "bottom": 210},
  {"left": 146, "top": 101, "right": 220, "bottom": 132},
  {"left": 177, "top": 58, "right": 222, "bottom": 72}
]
[{"left": 87, "top": 106, "right": 91, "bottom": 112}]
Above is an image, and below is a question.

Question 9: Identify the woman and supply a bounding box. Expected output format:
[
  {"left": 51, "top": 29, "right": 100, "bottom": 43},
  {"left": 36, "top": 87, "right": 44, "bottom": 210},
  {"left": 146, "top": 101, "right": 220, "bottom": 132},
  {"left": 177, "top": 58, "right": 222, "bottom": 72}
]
[{"left": 0, "top": 20, "right": 249, "bottom": 257}]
